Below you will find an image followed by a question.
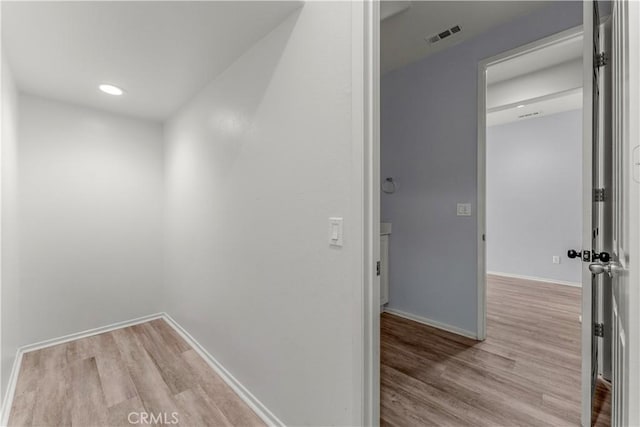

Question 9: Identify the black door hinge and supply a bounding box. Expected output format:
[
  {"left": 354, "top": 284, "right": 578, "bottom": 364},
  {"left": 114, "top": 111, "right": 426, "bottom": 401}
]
[
  {"left": 595, "top": 322, "right": 605, "bottom": 338},
  {"left": 376, "top": 261, "right": 381, "bottom": 276},
  {"left": 595, "top": 52, "right": 608, "bottom": 67},
  {"left": 594, "top": 188, "right": 605, "bottom": 202}
]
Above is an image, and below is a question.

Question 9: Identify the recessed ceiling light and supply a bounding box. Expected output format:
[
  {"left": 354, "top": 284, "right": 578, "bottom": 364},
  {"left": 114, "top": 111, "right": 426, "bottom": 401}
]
[
  {"left": 99, "top": 84, "right": 124, "bottom": 96},
  {"left": 517, "top": 104, "right": 526, "bottom": 109}
]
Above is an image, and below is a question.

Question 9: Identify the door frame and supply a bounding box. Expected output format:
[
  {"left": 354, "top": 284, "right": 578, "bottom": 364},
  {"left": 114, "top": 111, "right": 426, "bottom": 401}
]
[
  {"left": 355, "top": 0, "right": 380, "bottom": 425},
  {"left": 362, "top": 1, "right": 640, "bottom": 424},
  {"left": 621, "top": 1, "right": 640, "bottom": 424},
  {"left": 475, "top": 25, "right": 584, "bottom": 341}
]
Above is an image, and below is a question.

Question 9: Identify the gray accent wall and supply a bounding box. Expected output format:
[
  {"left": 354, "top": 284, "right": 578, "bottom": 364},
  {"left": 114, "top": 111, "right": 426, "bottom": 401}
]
[
  {"left": 380, "top": 1, "right": 582, "bottom": 335},
  {"left": 487, "top": 110, "right": 582, "bottom": 284}
]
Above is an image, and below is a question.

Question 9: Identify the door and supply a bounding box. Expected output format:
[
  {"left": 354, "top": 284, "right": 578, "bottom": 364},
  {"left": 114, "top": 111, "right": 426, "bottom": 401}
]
[
  {"left": 582, "top": 1, "right": 636, "bottom": 426},
  {"left": 581, "top": 1, "right": 612, "bottom": 425},
  {"left": 596, "top": 17, "right": 613, "bottom": 385}
]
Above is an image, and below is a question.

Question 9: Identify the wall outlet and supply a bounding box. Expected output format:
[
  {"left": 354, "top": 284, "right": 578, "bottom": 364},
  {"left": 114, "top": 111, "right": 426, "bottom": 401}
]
[{"left": 552, "top": 256, "right": 561, "bottom": 264}]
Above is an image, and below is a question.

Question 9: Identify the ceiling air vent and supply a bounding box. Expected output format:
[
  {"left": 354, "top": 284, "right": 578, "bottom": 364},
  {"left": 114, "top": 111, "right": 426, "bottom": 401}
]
[{"left": 426, "top": 25, "right": 462, "bottom": 45}]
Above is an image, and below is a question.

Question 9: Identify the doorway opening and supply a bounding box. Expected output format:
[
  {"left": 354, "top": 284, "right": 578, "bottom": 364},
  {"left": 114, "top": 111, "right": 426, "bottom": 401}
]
[{"left": 376, "top": 2, "right": 613, "bottom": 425}]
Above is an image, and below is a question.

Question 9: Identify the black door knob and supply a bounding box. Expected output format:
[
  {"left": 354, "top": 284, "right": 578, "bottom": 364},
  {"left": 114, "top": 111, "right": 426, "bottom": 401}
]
[
  {"left": 594, "top": 252, "right": 611, "bottom": 263},
  {"left": 568, "top": 249, "right": 582, "bottom": 259}
]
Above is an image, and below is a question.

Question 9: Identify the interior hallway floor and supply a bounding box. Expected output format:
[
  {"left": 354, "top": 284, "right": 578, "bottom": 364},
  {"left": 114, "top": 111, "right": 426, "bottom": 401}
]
[
  {"left": 8, "top": 319, "right": 265, "bottom": 427},
  {"left": 380, "top": 274, "right": 611, "bottom": 426}
]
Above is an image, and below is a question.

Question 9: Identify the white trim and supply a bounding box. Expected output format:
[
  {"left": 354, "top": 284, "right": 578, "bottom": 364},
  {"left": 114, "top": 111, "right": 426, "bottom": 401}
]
[
  {"left": 356, "top": 0, "right": 379, "bottom": 426},
  {"left": 0, "top": 313, "right": 283, "bottom": 427},
  {"left": 480, "top": 26, "right": 584, "bottom": 69},
  {"left": 477, "top": 59, "right": 488, "bottom": 342},
  {"left": 624, "top": 1, "right": 640, "bottom": 424},
  {"left": 0, "top": 312, "right": 164, "bottom": 426},
  {"left": 0, "top": 349, "right": 21, "bottom": 427},
  {"left": 161, "top": 313, "right": 283, "bottom": 427},
  {"left": 20, "top": 313, "right": 164, "bottom": 354},
  {"left": 487, "top": 271, "right": 582, "bottom": 288},
  {"left": 383, "top": 308, "right": 478, "bottom": 340},
  {"left": 476, "top": 24, "right": 584, "bottom": 345}
]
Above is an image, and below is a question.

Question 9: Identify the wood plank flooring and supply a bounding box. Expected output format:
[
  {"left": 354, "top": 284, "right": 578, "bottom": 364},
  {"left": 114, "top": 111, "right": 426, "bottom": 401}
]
[
  {"left": 381, "top": 274, "right": 612, "bottom": 426},
  {"left": 8, "top": 319, "right": 265, "bottom": 427}
]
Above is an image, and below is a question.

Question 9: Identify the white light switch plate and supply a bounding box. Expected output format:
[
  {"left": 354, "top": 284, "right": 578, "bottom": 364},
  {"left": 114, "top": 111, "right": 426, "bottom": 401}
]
[
  {"left": 456, "top": 203, "right": 472, "bottom": 216},
  {"left": 552, "top": 256, "right": 561, "bottom": 264},
  {"left": 329, "top": 217, "right": 343, "bottom": 247}
]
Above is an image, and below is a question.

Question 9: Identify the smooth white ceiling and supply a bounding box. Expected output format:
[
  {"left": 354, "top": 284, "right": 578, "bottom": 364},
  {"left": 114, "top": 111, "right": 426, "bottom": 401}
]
[
  {"left": 486, "top": 35, "right": 583, "bottom": 126},
  {"left": 2, "top": 1, "right": 301, "bottom": 121},
  {"left": 380, "top": 1, "right": 551, "bottom": 75},
  {"left": 487, "top": 58, "right": 582, "bottom": 109},
  {"left": 487, "top": 35, "right": 583, "bottom": 84},
  {"left": 487, "top": 89, "right": 582, "bottom": 126}
]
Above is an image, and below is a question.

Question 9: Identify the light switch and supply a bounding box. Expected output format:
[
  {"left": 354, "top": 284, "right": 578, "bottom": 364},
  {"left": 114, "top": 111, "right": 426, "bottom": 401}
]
[
  {"left": 457, "top": 203, "right": 472, "bottom": 216},
  {"left": 329, "top": 217, "right": 343, "bottom": 247},
  {"left": 331, "top": 225, "right": 339, "bottom": 240}
]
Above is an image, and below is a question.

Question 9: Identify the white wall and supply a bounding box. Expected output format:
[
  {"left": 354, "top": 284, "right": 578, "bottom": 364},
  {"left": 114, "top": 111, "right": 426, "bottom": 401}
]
[
  {"left": 1, "top": 54, "right": 19, "bottom": 399},
  {"left": 17, "top": 94, "right": 164, "bottom": 345},
  {"left": 487, "top": 110, "right": 582, "bottom": 284},
  {"left": 164, "top": 3, "right": 360, "bottom": 425}
]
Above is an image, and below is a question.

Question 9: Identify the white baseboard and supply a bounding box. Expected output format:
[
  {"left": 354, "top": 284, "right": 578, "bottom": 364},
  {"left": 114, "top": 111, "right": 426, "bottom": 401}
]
[
  {"left": 383, "top": 307, "right": 478, "bottom": 340},
  {"left": 0, "top": 312, "right": 283, "bottom": 427},
  {"left": 161, "top": 313, "right": 284, "bottom": 427},
  {"left": 488, "top": 271, "right": 582, "bottom": 288},
  {"left": 0, "top": 348, "right": 22, "bottom": 427},
  {"left": 21, "top": 313, "right": 165, "bottom": 354}
]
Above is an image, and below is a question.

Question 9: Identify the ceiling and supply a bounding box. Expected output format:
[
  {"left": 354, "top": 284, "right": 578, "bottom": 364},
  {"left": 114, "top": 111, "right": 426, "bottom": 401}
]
[
  {"left": 380, "top": 1, "right": 550, "bottom": 75},
  {"left": 486, "top": 34, "right": 583, "bottom": 126},
  {"left": 487, "top": 35, "right": 583, "bottom": 84},
  {"left": 2, "top": 1, "right": 301, "bottom": 121},
  {"left": 487, "top": 89, "right": 582, "bottom": 126},
  {"left": 487, "top": 58, "right": 582, "bottom": 108}
]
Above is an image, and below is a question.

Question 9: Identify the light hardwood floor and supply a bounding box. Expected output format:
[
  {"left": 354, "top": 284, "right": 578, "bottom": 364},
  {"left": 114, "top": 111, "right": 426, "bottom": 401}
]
[
  {"left": 381, "top": 274, "right": 611, "bottom": 426},
  {"left": 8, "top": 318, "right": 265, "bottom": 427}
]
